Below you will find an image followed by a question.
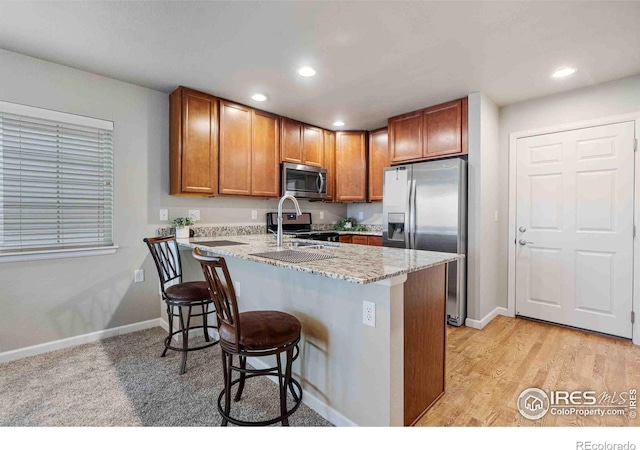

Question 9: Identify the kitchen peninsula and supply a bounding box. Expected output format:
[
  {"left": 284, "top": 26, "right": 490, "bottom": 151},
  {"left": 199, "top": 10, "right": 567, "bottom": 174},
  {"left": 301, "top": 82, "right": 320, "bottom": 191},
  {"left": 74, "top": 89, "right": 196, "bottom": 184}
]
[{"left": 178, "top": 235, "right": 462, "bottom": 426}]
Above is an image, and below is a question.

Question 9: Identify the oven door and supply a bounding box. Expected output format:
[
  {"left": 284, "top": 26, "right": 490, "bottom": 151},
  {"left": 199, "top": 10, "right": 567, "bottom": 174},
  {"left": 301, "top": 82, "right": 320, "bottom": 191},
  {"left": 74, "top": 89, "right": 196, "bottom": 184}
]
[{"left": 282, "top": 163, "right": 327, "bottom": 199}]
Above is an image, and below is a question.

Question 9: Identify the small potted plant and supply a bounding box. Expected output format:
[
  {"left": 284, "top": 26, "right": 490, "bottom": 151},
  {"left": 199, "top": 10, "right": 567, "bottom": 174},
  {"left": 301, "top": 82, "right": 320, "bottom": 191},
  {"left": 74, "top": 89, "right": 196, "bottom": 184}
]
[{"left": 172, "top": 217, "right": 194, "bottom": 239}]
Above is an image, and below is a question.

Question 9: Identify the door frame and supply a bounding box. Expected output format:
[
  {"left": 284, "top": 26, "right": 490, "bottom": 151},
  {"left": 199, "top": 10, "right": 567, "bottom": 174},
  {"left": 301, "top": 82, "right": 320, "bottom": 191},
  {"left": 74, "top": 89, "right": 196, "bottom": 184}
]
[{"left": 507, "top": 112, "right": 640, "bottom": 345}]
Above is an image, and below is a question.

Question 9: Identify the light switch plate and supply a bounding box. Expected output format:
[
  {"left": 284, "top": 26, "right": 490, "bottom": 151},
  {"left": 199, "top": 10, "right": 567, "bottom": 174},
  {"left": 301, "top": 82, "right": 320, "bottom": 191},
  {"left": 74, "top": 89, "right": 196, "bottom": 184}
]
[
  {"left": 319, "top": 211, "right": 324, "bottom": 220},
  {"left": 188, "top": 210, "right": 200, "bottom": 221},
  {"left": 358, "top": 211, "right": 364, "bottom": 220},
  {"left": 251, "top": 210, "right": 258, "bottom": 220},
  {"left": 134, "top": 269, "right": 144, "bottom": 283},
  {"left": 159, "top": 209, "right": 168, "bottom": 221}
]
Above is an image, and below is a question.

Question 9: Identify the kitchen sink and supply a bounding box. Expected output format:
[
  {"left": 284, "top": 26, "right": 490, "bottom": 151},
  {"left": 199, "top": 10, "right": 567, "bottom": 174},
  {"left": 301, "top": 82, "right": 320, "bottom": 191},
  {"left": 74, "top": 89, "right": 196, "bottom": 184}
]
[{"left": 286, "top": 241, "right": 339, "bottom": 249}]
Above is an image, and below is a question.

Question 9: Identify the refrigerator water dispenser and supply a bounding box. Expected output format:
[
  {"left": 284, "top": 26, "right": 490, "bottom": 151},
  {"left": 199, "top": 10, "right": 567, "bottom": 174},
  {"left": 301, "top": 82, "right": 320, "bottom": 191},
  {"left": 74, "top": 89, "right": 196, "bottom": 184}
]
[{"left": 387, "top": 213, "right": 406, "bottom": 241}]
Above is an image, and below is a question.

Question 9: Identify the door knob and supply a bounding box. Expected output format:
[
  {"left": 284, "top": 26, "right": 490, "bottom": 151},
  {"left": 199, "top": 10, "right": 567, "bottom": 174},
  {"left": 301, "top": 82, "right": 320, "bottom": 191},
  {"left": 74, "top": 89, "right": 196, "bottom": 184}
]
[
  {"left": 519, "top": 226, "right": 526, "bottom": 233},
  {"left": 519, "top": 239, "right": 534, "bottom": 246}
]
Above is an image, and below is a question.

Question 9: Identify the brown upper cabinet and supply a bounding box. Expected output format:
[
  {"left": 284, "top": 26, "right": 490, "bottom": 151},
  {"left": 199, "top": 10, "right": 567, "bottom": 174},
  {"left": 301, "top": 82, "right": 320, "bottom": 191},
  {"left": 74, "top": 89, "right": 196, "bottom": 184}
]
[
  {"left": 170, "top": 87, "right": 219, "bottom": 196},
  {"left": 251, "top": 109, "right": 280, "bottom": 197},
  {"left": 218, "top": 100, "right": 280, "bottom": 197},
  {"left": 280, "top": 118, "right": 303, "bottom": 164},
  {"left": 389, "top": 97, "right": 467, "bottom": 164},
  {"left": 280, "top": 118, "right": 324, "bottom": 167},
  {"left": 303, "top": 125, "right": 324, "bottom": 167},
  {"left": 323, "top": 130, "right": 336, "bottom": 202},
  {"left": 219, "top": 101, "right": 252, "bottom": 196},
  {"left": 335, "top": 131, "right": 367, "bottom": 202},
  {"left": 368, "top": 127, "right": 389, "bottom": 202}
]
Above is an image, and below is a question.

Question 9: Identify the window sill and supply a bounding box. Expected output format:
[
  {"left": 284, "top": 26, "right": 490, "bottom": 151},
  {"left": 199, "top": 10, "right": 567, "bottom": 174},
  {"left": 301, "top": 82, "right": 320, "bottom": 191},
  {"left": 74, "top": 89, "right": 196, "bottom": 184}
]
[{"left": 0, "top": 246, "right": 118, "bottom": 263}]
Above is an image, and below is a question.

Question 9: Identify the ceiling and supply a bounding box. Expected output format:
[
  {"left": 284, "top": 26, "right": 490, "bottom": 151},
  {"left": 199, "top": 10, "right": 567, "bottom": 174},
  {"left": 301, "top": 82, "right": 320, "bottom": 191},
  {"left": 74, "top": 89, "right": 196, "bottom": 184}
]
[{"left": 1, "top": 1, "right": 639, "bottom": 130}]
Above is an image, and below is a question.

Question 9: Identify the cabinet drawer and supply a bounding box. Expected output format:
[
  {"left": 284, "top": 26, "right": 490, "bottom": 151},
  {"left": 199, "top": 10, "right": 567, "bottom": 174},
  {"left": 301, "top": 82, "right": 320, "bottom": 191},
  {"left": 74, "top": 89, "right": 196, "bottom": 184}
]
[
  {"left": 368, "top": 236, "right": 383, "bottom": 246},
  {"left": 339, "top": 235, "right": 353, "bottom": 244},
  {"left": 352, "top": 235, "right": 369, "bottom": 245}
]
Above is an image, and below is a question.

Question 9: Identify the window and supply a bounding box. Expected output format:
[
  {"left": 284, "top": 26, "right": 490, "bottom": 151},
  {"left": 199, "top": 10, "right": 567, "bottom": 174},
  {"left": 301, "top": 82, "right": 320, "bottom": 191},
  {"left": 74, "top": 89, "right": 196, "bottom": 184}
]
[{"left": 0, "top": 101, "right": 116, "bottom": 261}]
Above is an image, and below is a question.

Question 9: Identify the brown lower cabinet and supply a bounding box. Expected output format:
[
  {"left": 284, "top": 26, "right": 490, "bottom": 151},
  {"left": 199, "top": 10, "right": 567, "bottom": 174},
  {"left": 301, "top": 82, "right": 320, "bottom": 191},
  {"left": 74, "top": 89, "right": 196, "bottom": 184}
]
[
  {"left": 404, "top": 265, "right": 446, "bottom": 425},
  {"left": 339, "top": 235, "right": 382, "bottom": 246}
]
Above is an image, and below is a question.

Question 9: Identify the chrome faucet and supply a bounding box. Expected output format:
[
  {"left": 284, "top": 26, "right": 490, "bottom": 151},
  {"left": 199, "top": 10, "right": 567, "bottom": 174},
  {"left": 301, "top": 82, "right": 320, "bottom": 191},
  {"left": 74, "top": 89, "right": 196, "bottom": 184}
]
[{"left": 277, "top": 194, "right": 302, "bottom": 248}]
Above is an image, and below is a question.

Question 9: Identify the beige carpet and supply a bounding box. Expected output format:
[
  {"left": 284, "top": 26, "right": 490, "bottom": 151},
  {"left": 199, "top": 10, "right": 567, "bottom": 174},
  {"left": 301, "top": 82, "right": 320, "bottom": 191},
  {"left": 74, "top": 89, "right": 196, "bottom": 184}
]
[{"left": 0, "top": 327, "right": 331, "bottom": 427}]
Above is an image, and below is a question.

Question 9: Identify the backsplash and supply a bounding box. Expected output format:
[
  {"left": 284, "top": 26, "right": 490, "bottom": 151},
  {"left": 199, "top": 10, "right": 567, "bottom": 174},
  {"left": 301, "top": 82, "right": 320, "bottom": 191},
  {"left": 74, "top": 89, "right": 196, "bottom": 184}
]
[
  {"left": 156, "top": 223, "right": 383, "bottom": 237},
  {"left": 157, "top": 225, "right": 266, "bottom": 237}
]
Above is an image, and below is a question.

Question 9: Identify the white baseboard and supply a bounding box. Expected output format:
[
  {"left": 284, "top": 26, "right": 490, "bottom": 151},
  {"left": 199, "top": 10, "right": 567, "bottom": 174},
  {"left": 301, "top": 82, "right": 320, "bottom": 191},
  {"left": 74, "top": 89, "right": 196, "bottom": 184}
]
[
  {"left": 0, "top": 318, "right": 162, "bottom": 364},
  {"left": 246, "top": 356, "right": 357, "bottom": 427},
  {"left": 465, "top": 307, "right": 508, "bottom": 330}
]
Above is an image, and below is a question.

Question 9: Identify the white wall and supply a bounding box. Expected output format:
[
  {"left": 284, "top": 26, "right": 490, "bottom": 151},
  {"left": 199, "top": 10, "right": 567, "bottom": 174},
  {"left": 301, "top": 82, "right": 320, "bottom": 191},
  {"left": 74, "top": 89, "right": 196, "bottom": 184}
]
[
  {"left": 0, "top": 48, "right": 347, "bottom": 353},
  {"left": 497, "top": 75, "right": 640, "bottom": 311},
  {"left": 0, "top": 49, "right": 164, "bottom": 352},
  {"left": 346, "top": 202, "right": 382, "bottom": 225},
  {"left": 466, "top": 93, "right": 501, "bottom": 323}
]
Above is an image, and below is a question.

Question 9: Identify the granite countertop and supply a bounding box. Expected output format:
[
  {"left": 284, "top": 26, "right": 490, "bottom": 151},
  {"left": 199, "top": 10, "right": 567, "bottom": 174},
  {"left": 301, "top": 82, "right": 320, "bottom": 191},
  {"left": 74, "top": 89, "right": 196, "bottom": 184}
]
[{"left": 178, "top": 234, "right": 462, "bottom": 285}]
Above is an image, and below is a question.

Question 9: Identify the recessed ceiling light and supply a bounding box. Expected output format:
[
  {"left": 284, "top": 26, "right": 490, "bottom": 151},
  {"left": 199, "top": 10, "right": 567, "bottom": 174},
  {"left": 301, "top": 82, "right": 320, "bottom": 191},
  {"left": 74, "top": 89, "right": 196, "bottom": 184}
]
[
  {"left": 333, "top": 121, "right": 345, "bottom": 127},
  {"left": 297, "top": 66, "right": 316, "bottom": 77},
  {"left": 552, "top": 67, "right": 576, "bottom": 78},
  {"left": 251, "top": 93, "right": 267, "bottom": 102}
]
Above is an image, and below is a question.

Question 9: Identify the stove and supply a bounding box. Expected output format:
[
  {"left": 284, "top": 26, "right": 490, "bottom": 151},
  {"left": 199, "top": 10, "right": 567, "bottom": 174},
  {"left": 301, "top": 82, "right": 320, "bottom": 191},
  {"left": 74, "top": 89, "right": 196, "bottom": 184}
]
[{"left": 266, "top": 212, "right": 339, "bottom": 242}]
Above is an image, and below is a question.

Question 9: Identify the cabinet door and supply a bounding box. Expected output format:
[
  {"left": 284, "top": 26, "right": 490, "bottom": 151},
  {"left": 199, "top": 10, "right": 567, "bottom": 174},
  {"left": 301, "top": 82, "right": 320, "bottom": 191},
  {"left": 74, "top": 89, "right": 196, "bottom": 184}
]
[
  {"left": 368, "top": 127, "right": 389, "bottom": 201},
  {"left": 303, "top": 125, "right": 324, "bottom": 167},
  {"left": 170, "top": 88, "right": 218, "bottom": 195},
  {"left": 219, "top": 101, "right": 252, "bottom": 196},
  {"left": 251, "top": 110, "right": 280, "bottom": 197},
  {"left": 389, "top": 111, "right": 422, "bottom": 163},
  {"left": 335, "top": 131, "right": 367, "bottom": 202},
  {"left": 323, "top": 130, "right": 335, "bottom": 201},
  {"left": 281, "top": 118, "right": 303, "bottom": 164},
  {"left": 423, "top": 99, "right": 463, "bottom": 158}
]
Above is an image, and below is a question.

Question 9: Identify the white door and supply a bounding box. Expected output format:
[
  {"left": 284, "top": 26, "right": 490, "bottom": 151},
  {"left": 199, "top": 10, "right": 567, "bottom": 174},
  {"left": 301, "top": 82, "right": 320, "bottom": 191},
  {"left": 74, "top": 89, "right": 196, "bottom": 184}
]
[{"left": 515, "top": 121, "right": 635, "bottom": 338}]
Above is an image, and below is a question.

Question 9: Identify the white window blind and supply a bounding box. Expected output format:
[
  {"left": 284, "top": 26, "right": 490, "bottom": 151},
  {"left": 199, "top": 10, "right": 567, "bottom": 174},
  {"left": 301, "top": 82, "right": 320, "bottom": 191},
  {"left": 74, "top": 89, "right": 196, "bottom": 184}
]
[{"left": 0, "top": 101, "right": 114, "bottom": 255}]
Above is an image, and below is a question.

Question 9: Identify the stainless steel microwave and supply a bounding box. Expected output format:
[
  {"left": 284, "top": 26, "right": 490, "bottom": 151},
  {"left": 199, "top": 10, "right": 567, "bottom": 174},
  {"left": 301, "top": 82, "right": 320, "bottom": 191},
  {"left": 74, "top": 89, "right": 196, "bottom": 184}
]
[{"left": 282, "top": 163, "right": 327, "bottom": 199}]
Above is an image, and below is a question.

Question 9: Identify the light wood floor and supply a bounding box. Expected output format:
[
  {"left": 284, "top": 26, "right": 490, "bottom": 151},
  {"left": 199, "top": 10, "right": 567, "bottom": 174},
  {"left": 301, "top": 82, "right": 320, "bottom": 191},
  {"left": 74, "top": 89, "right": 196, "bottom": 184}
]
[{"left": 417, "top": 315, "right": 640, "bottom": 426}]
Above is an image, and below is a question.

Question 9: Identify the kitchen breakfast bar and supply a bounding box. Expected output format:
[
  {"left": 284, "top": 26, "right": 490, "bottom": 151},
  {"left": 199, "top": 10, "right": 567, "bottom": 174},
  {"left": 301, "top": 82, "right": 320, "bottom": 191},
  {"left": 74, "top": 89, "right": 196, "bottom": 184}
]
[{"left": 178, "top": 235, "right": 462, "bottom": 427}]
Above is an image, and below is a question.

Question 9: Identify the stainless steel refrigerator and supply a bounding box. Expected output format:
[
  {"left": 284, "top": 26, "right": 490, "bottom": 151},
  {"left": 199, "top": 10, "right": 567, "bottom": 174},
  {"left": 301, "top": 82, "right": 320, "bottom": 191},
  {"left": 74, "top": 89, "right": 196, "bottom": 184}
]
[{"left": 382, "top": 158, "right": 467, "bottom": 326}]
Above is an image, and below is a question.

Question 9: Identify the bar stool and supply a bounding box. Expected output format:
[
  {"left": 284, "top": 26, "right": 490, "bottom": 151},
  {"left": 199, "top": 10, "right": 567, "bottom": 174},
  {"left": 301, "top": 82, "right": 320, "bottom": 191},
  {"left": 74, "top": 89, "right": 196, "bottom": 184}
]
[
  {"left": 143, "top": 236, "right": 219, "bottom": 374},
  {"left": 192, "top": 248, "right": 303, "bottom": 426}
]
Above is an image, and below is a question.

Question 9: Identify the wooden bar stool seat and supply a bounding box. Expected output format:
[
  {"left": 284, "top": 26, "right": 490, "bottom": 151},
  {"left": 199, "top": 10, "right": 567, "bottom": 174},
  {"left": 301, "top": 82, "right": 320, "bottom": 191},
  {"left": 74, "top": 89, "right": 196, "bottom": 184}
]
[
  {"left": 143, "top": 236, "right": 219, "bottom": 375},
  {"left": 193, "top": 248, "right": 303, "bottom": 426}
]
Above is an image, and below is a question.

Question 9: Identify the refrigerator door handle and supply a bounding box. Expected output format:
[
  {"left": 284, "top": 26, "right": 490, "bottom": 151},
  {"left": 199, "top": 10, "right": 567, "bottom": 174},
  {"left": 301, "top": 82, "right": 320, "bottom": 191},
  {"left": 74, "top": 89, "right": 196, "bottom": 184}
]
[
  {"left": 410, "top": 179, "right": 417, "bottom": 249},
  {"left": 405, "top": 177, "right": 412, "bottom": 249}
]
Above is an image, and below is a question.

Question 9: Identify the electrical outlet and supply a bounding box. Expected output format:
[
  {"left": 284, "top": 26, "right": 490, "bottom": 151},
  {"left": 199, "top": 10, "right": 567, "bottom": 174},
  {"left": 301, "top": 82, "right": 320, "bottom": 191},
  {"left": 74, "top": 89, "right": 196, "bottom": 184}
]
[
  {"left": 134, "top": 269, "right": 144, "bottom": 283},
  {"left": 319, "top": 211, "right": 324, "bottom": 220},
  {"left": 159, "top": 209, "right": 168, "bottom": 221},
  {"left": 358, "top": 211, "right": 364, "bottom": 220},
  {"left": 363, "top": 300, "right": 375, "bottom": 327},
  {"left": 251, "top": 210, "right": 258, "bottom": 220},
  {"left": 234, "top": 281, "right": 241, "bottom": 297},
  {"left": 189, "top": 210, "right": 201, "bottom": 221}
]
